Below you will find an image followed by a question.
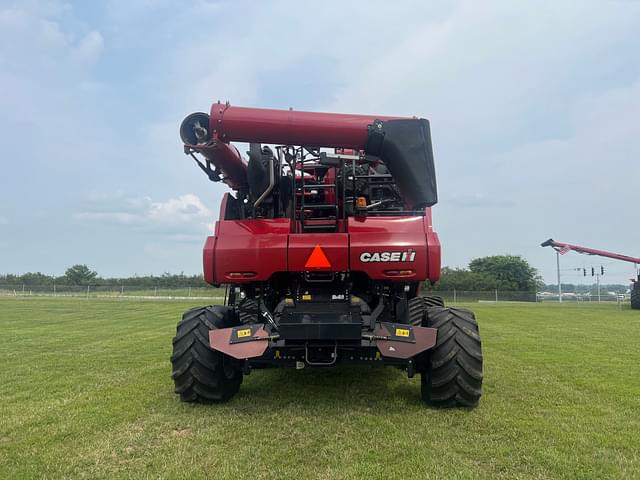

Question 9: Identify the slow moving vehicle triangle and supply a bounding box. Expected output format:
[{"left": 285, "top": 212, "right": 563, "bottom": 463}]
[{"left": 305, "top": 244, "right": 331, "bottom": 268}]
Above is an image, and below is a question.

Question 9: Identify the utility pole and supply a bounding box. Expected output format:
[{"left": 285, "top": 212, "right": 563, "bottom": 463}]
[
  {"left": 556, "top": 251, "right": 562, "bottom": 303},
  {"left": 596, "top": 272, "right": 601, "bottom": 303}
]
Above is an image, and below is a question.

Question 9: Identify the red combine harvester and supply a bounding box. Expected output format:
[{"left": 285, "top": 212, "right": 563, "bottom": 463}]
[
  {"left": 541, "top": 239, "right": 640, "bottom": 309},
  {"left": 171, "top": 102, "right": 483, "bottom": 406}
]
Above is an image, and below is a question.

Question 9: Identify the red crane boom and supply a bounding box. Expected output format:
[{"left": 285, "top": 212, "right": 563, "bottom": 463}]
[
  {"left": 540, "top": 239, "right": 640, "bottom": 265},
  {"left": 541, "top": 238, "right": 640, "bottom": 309}
]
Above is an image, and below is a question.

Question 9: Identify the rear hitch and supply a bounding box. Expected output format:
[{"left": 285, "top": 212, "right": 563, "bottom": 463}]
[{"left": 305, "top": 343, "right": 338, "bottom": 366}]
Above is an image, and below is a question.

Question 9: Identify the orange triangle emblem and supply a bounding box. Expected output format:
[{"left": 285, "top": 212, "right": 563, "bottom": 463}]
[{"left": 305, "top": 244, "right": 331, "bottom": 268}]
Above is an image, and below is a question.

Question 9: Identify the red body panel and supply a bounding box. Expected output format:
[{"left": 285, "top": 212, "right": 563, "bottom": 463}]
[
  {"left": 349, "top": 216, "right": 428, "bottom": 280},
  {"left": 204, "top": 211, "right": 442, "bottom": 283},
  {"left": 203, "top": 236, "right": 216, "bottom": 284},
  {"left": 212, "top": 219, "right": 290, "bottom": 282},
  {"left": 424, "top": 208, "right": 442, "bottom": 282},
  {"left": 209, "top": 103, "right": 402, "bottom": 149},
  {"left": 288, "top": 234, "right": 349, "bottom": 272}
]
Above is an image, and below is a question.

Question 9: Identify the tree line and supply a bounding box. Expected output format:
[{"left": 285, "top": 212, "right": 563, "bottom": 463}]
[
  {"left": 0, "top": 265, "right": 208, "bottom": 288},
  {"left": 426, "top": 255, "right": 541, "bottom": 292},
  {"left": 1, "top": 255, "right": 546, "bottom": 292}
]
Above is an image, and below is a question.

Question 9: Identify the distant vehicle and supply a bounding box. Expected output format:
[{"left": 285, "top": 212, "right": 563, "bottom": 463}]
[{"left": 541, "top": 239, "right": 640, "bottom": 309}]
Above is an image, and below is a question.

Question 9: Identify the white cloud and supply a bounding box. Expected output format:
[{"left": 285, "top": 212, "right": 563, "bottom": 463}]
[
  {"left": 73, "top": 193, "right": 213, "bottom": 236},
  {"left": 71, "top": 30, "right": 104, "bottom": 64},
  {"left": 0, "top": 5, "right": 104, "bottom": 68}
]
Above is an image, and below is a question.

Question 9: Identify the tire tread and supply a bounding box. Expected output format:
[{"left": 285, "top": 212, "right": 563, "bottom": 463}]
[
  {"left": 420, "top": 304, "right": 483, "bottom": 407},
  {"left": 170, "top": 305, "right": 242, "bottom": 403}
]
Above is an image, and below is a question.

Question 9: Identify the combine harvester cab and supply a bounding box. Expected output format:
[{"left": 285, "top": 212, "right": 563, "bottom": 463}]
[{"left": 171, "top": 103, "right": 483, "bottom": 406}]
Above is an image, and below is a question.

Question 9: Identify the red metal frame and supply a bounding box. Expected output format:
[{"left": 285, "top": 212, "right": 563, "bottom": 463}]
[
  {"left": 184, "top": 141, "right": 248, "bottom": 190},
  {"left": 541, "top": 239, "right": 640, "bottom": 264}
]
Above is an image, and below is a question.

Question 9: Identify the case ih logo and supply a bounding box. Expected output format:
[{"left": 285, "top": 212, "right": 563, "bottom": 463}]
[{"left": 359, "top": 249, "right": 416, "bottom": 263}]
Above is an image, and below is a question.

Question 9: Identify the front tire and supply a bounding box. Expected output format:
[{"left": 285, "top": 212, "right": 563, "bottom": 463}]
[
  {"left": 421, "top": 306, "right": 483, "bottom": 407},
  {"left": 171, "top": 306, "right": 243, "bottom": 403},
  {"left": 424, "top": 295, "right": 444, "bottom": 308},
  {"left": 406, "top": 295, "right": 445, "bottom": 327}
]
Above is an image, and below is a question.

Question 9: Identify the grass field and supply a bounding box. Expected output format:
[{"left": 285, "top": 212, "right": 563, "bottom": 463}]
[{"left": 1, "top": 298, "right": 639, "bottom": 479}]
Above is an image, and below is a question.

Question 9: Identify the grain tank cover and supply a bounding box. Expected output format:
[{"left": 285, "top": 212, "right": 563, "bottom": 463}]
[{"left": 366, "top": 118, "right": 438, "bottom": 208}]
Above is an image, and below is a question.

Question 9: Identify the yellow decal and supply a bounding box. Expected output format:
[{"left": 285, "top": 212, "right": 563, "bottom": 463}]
[
  {"left": 302, "top": 294, "right": 312, "bottom": 301},
  {"left": 395, "top": 328, "right": 410, "bottom": 337},
  {"left": 237, "top": 328, "right": 252, "bottom": 338}
]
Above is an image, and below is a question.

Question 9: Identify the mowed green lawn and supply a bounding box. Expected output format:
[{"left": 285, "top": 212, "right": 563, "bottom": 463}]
[{"left": 1, "top": 299, "right": 639, "bottom": 479}]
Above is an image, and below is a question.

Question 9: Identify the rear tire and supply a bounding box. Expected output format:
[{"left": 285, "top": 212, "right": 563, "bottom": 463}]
[
  {"left": 420, "top": 306, "right": 483, "bottom": 407},
  {"left": 171, "top": 305, "right": 243, "bottom": 403},
  {"left": 631, "top": 283, "right": 640, "bottom": 310},
  {"left": 424, "top": 295, "right": 444, "bottom": 308},
  {"left": 407, "top": 295, "right": 445, "bottom": 326}
]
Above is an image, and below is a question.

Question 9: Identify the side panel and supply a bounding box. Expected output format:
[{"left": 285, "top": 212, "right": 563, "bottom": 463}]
[
  {"left": 348, "top": 216, "right": 428, "bottom": 281},
  {"left": 203, "top": 235, "right": 216, "bottom": 284},
  {"left": 424, "top": 208, "right": 442, "bottom": 282},
  {"left": 214, "top": 219, "right": 290, "bottom": 282},
  {"left": 288, "top": 234, "right": 349, "bottom": 272}
]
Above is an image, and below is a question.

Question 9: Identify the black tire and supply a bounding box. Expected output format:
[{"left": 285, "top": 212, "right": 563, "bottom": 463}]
[
  {"left": 171, "top": 305, "right": 243, "bottom": 403},
  {"left": 424, "top": 295, "right": 445, "bottom": 308},
  {"left": 407, "top": 296, "right": 427, "bottom": 326},
  {"left": 407, "top": 295, "right": 445, "bottom": 327},
  {"left": 421, "top": 306, "right": 483, "bottom": 407},
  {"left": 631, "top": 283, "right": 640, "bottom": 310},
  {"left": 237, "top": 298, "right": 259, "bottom": 324}
]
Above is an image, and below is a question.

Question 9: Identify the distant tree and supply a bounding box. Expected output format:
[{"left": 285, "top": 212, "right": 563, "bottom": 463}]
[
  {"left": 469, "top": 255, "right": 540, "bottom": 292},
  {"left": 16, "top": 272, "right": 52, "bottom": 285},
  {"left": 64, "top": 264, "right": 98, "bottom": 285},
  {"left": 428, "top": 267, "right": 497, "bottom": 291}
]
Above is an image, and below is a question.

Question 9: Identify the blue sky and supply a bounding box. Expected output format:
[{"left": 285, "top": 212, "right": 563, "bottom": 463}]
[{"left": 1, "top": 0, "right": 640, "bottom": 284}]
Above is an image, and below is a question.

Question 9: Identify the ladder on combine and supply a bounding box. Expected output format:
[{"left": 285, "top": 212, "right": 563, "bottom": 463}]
[
  {"left": 299, "top": 160, "right": 339, "bottom": 232},
  {"left": 288, "top": 149, "right": 412, "bottom": 233},
  {"left": 294, "top": 152, "right": 349, "bottom": 233}
]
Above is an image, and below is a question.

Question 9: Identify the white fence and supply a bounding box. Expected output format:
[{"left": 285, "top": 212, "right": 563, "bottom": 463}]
[
  {"left": 0, "top": 284, "right": 225, "bottom": 300},
  {"left": 0, "top": 285, "right": 628, "bottom": 305},
  {"left": 431, "top": 290, "right": 627, "bottom": 304}
]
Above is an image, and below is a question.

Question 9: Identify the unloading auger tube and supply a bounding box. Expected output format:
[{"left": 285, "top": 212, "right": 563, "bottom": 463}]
[
  {"left": 171, "top": 101, "right": 483, "bottom": 407},
  {"left": 180, "top": 102, "right": 438, "bottom": 208}
]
